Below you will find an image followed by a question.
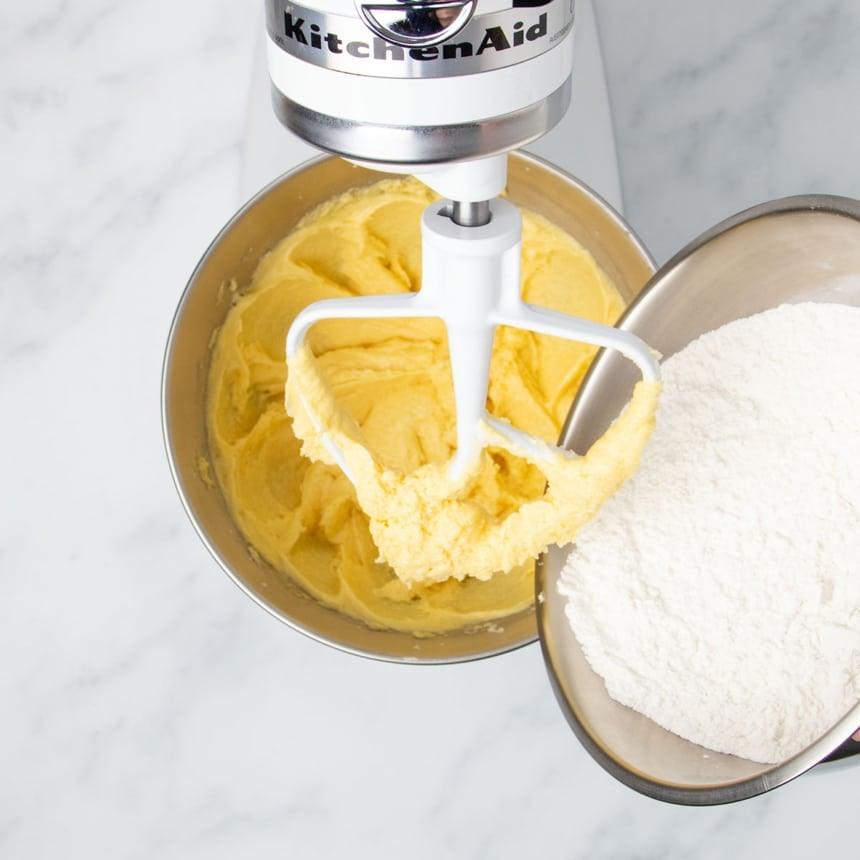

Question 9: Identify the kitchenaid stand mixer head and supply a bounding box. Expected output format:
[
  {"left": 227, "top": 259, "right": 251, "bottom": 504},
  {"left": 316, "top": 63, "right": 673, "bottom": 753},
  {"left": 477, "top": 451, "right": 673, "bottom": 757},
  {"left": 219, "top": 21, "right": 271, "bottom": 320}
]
[{"left": 265, "top": 0, "right": 659, "bottom": 480}]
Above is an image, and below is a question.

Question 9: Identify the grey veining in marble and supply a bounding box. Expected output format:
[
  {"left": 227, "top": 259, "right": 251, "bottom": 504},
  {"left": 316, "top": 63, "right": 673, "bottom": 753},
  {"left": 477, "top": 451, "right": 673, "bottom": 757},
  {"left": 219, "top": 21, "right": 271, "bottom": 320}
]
[
  {"left": 1, "top": 1, "right": 858, "bottom": 857},
  {"left": 596, "top": 0, "right": 860, "bottom": 263}
]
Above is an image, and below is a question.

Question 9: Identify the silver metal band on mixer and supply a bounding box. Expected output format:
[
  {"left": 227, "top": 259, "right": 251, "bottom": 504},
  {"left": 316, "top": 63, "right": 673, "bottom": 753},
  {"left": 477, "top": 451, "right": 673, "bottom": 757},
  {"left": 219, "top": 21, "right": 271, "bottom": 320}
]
[{"left": 269, "top": 78, "right": 570, "bottom": 164}]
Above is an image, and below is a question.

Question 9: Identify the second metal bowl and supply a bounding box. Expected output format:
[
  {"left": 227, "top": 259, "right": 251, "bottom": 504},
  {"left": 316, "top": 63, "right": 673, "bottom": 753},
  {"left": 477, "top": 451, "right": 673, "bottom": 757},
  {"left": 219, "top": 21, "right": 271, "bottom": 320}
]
[{"left": 539, "top": 194, "right": 860, "bottom": 804}]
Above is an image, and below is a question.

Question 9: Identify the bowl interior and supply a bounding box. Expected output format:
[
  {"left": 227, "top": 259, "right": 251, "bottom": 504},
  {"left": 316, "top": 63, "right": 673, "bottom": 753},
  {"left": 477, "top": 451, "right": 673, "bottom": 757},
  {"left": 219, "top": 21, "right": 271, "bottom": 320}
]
[
  {"left": 538, "top": 196, "right": 860, "bottom": 802},
  {"left": 162, "top": 153, "right": 655, "bottom": 663}
]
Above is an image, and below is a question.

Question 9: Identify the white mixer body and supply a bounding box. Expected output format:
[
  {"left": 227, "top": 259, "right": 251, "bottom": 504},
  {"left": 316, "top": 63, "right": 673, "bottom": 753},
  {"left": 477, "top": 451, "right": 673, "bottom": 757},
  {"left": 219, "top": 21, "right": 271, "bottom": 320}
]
[{"left": 265, "top": 0, "right": 575, "bottom": 167}]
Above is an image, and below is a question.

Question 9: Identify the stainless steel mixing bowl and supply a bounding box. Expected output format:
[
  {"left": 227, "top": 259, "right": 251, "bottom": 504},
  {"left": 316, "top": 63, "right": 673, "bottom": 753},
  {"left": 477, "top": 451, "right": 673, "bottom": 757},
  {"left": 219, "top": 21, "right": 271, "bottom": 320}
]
[
  {"left": 162, "top": 152, "right": 655, "bottom": 663},
  {"left": 538, "top": 194, "right": 860, "bottom": 804}
]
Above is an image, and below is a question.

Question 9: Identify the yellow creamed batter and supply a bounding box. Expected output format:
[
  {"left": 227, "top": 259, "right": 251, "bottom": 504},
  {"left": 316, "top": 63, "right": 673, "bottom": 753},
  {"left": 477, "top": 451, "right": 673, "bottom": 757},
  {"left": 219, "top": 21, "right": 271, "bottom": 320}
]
[{"left": 207, "top": 176, "right": 656, "bottom": 633}]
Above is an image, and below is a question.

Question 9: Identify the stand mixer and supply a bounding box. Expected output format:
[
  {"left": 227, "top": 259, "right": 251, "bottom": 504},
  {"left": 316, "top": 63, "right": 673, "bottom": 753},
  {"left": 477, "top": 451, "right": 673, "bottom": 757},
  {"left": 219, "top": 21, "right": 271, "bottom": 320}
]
[{"left": 265, "top": 0, "right": 659, "bottom": 480}]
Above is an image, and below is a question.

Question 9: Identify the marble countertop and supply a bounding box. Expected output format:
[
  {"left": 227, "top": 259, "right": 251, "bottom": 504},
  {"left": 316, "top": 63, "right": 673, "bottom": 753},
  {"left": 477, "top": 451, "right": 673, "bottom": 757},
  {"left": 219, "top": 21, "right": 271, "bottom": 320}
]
[{"left": 3, "top": 0, "right": 859, "bottom": 857}]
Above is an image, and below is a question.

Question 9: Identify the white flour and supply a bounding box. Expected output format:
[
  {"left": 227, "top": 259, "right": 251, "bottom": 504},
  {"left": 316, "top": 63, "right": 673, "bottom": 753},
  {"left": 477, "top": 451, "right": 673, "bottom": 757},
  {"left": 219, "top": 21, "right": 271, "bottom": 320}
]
[{"left": 559, "top": 302, "right": 860, "bottom": 764}]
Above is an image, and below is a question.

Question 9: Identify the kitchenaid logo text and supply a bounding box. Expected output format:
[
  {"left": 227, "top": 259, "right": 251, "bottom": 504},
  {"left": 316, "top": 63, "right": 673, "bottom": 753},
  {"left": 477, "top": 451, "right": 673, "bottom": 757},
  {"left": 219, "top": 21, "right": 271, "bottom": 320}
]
[{"left": 282, "top": 11, "right": 549, "bottom": 62}]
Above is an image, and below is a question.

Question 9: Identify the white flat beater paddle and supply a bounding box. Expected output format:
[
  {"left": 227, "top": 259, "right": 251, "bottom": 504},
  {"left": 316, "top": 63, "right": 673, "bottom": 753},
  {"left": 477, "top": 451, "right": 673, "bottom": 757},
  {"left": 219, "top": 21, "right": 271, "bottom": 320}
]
[{"left": 285, "top": 156, "right": 658, "bottom": 484}]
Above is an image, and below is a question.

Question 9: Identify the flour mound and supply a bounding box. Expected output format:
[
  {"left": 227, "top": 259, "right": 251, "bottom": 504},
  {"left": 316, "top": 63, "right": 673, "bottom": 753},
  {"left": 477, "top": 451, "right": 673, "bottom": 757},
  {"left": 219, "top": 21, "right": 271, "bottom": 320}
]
[{"left": 559, "top": 302, "right": 860, "bottom": 764}]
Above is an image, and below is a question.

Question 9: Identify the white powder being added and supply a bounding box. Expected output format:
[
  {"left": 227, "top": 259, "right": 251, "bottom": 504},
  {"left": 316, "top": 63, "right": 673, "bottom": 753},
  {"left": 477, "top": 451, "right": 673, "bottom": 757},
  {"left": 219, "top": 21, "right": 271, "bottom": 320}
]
[{"left": 559, "top": 301, "right": 860, "bottom": 764}]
